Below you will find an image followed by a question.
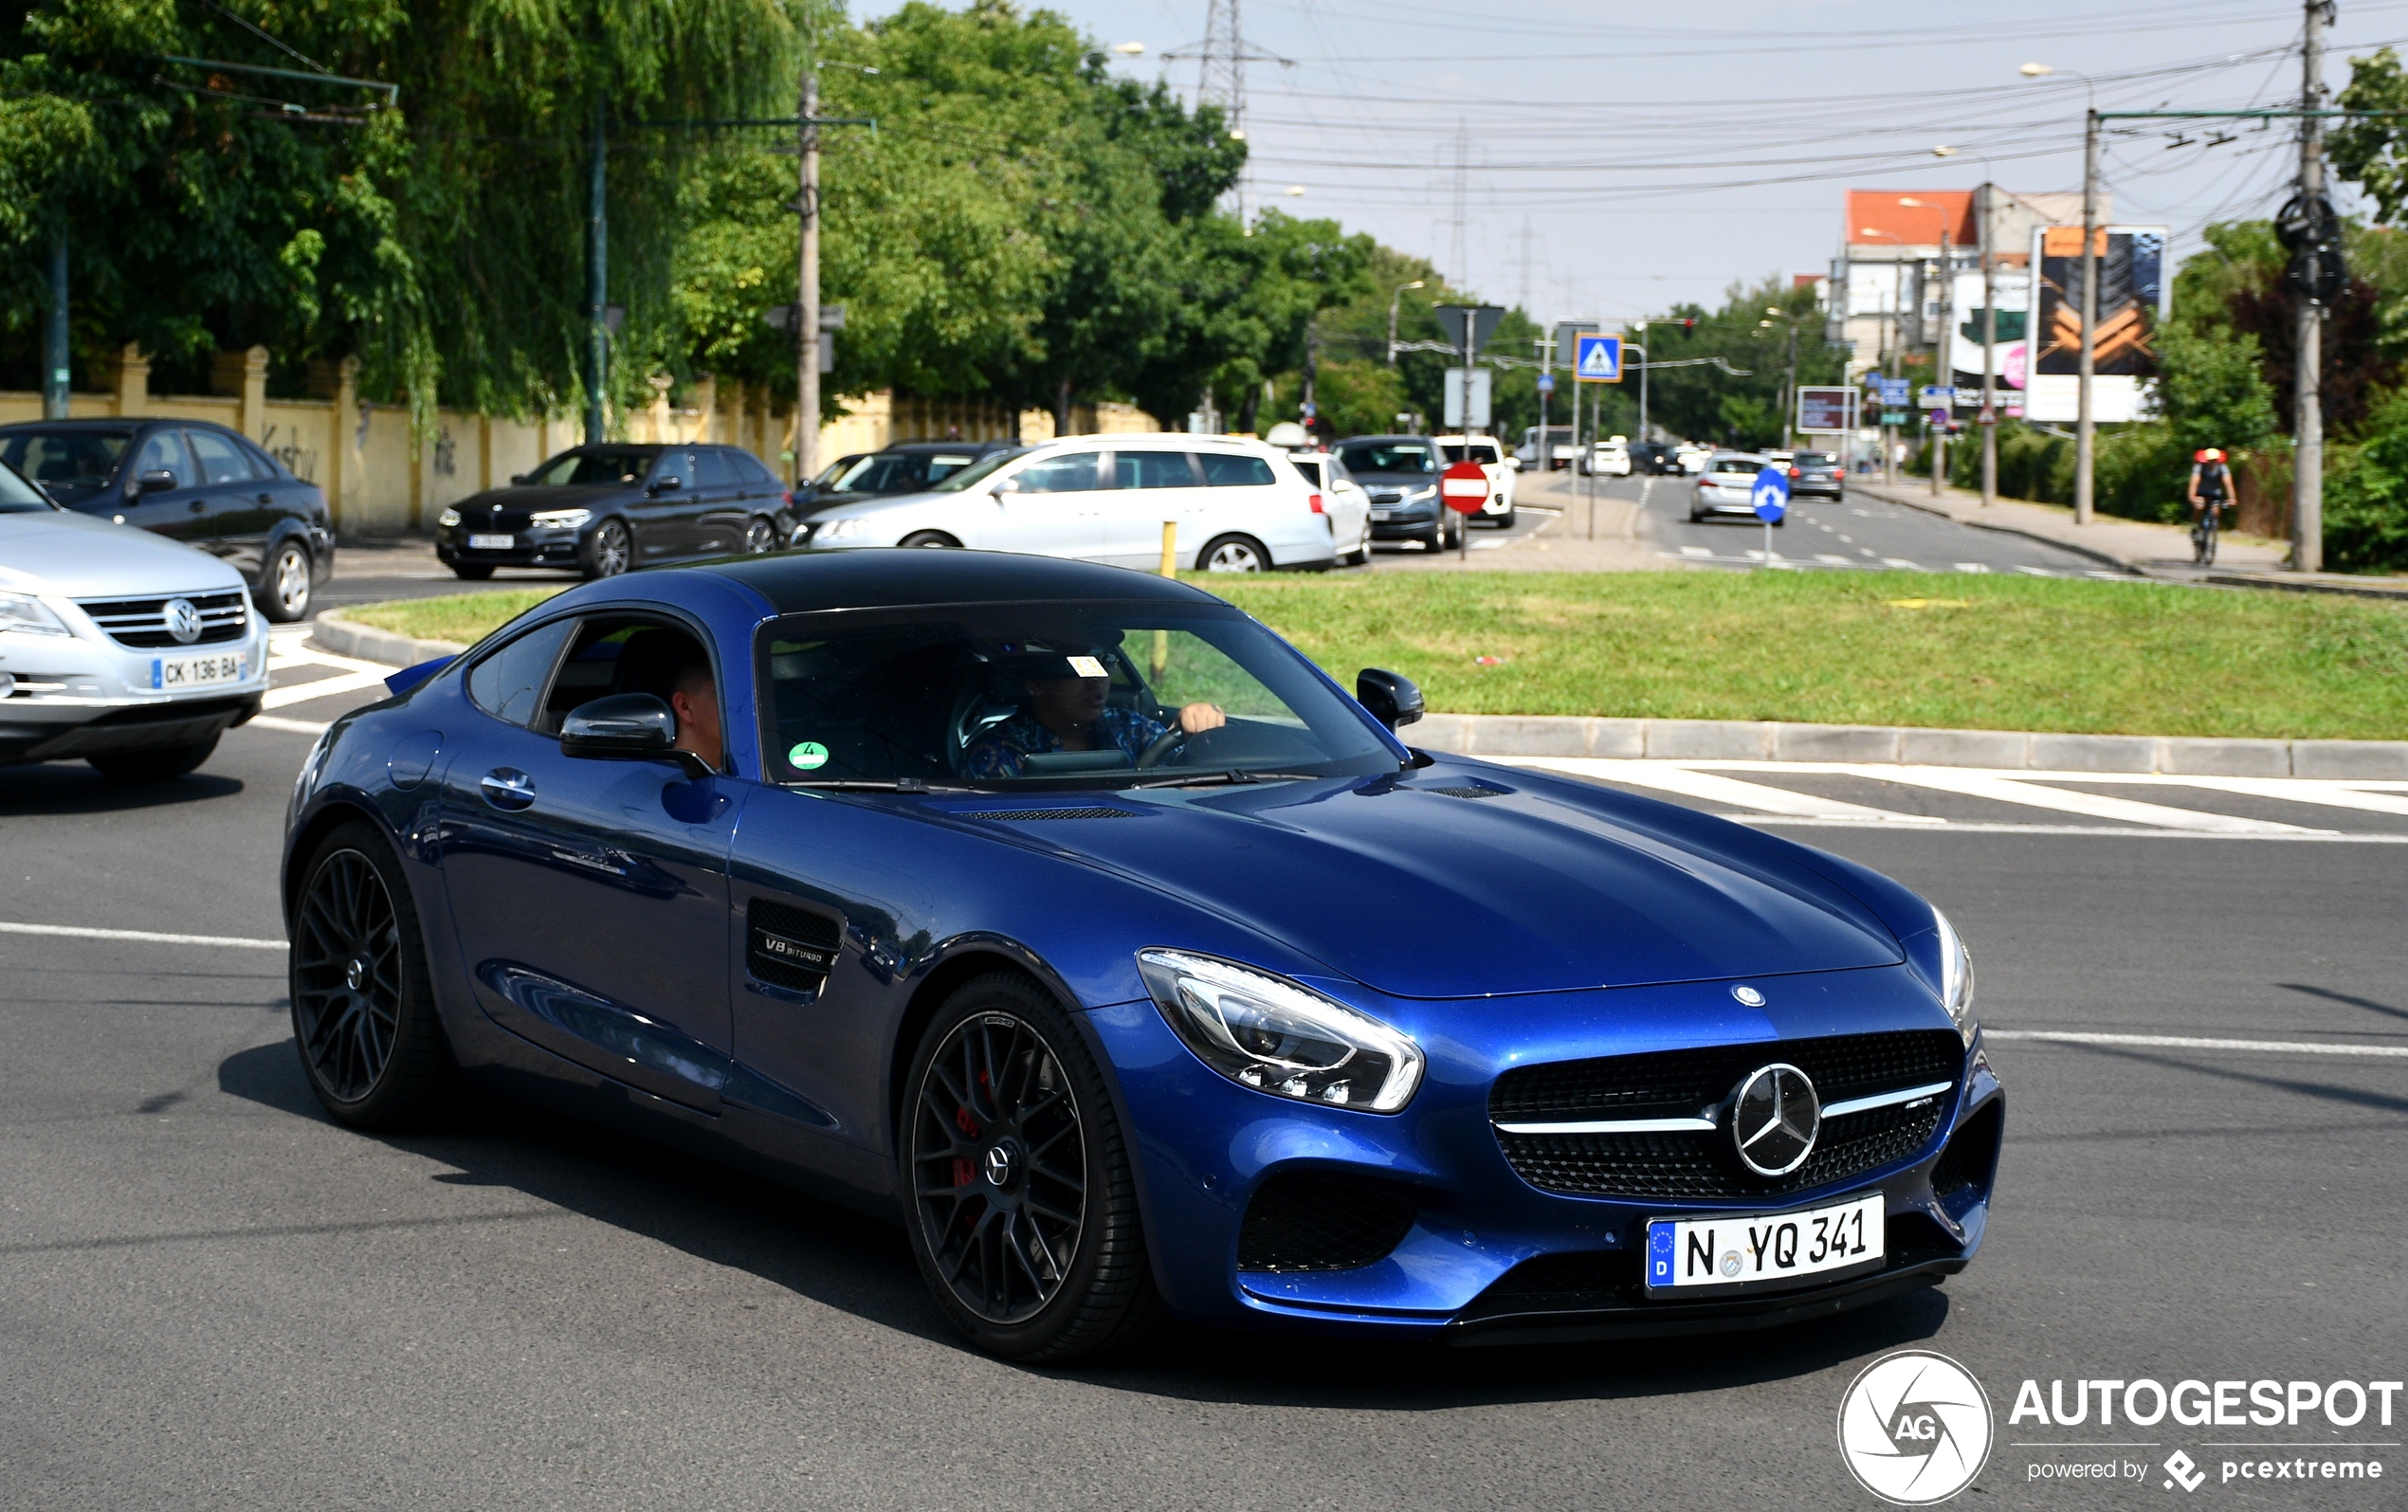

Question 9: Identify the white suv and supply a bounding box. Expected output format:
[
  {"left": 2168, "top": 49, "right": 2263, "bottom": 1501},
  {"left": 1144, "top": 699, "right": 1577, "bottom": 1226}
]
[{"left": 799, "top": 435, "right": 1340, "bottom": 572}]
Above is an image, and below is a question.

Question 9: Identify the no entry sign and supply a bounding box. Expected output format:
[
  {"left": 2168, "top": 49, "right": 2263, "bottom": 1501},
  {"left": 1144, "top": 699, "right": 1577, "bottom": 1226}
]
[{"left": 1441, "top": 459, "right": 1489, "bottom": 515}]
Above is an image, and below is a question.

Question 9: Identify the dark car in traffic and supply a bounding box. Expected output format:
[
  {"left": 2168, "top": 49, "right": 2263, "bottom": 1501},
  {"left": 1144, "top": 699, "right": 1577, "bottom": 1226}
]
[
  {"left": 1631, "top": 442, "right": 1684, "bottom": 476},
  {"left": 1789, "top": 449, "right": 1846, "bottom": 501},
  {"left": 1333, "top": 434, "right": 1463, "bottom": 552},
  {"left": 0, "top": 417, "right": 335, "bottom": 621},
  {"left": 434, "top": 443, "right": 797, "bottom": 580}
]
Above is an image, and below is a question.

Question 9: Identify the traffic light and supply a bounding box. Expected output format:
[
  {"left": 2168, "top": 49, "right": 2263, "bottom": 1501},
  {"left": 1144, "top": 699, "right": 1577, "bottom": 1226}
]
[{"left": 2277, "top": 192, "right": 2347, "bottom": 307}]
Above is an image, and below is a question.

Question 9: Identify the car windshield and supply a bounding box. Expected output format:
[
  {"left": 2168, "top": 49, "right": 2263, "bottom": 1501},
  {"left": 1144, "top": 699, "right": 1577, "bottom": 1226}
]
[
  {"left": 529, "top": 448, "right": 657, "bottom": 485},
  {"left": 0, "top": 459, "right": 57, "bottom": 513},
  {"left": 930, "top": 450, "right": 1024, "bottom": 492},
  {"left": 757, "top": 603, "right": 1396, "bottom": 787},
  {"left": 811, "top": 455, "right": 864, "bottom": 488},
  {"left": 1337, "top": 441, "right": 1435, "bottom": 475},
  {"left": 1439, "top": 444, "right": 1498, "bottom": 464},
  {"left": 0, "top": 429, "right": 132, "bottom": 492},
  {"left": 1709, "top": 458, "right": 1760, "bottom": 476}
]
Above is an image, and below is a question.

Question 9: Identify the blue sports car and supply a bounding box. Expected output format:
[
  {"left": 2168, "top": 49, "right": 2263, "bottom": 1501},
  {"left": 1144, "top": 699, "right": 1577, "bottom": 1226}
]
[{"left": 282, "top": 551, "right": 2001, "bottom": 1361}]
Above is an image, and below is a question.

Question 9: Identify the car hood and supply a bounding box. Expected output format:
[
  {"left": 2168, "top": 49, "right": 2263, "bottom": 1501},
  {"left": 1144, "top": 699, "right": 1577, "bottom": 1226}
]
[
  {"left": 950, "top": 768, "right": 1902, "bottom": 998},
  {"left": 450, "top": 483, "right": 630, "bottom": 527},
  {"left": 0, "top": 510, "right": 247, "bottom": 598}
]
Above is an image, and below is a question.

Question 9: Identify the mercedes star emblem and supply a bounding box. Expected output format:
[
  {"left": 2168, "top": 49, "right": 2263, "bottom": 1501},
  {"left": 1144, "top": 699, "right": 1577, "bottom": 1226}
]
[
  {"left": 1731, "top": 984, "right": 1766, "bottom": 1007},
  {"left": 163, "top": 597, "right": 203, "bottom": 645},
  {"left": 1729, "top": 1063, "right": 1820, "bottom": 1177}
]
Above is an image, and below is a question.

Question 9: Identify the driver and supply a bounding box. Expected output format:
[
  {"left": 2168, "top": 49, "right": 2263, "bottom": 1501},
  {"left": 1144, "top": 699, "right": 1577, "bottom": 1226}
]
[
  {"left": 963, "top": 647, "right": 1223, "bottom": 779},
  {"left": 666, "top": 652, "right": 723, "bottom": 773}
]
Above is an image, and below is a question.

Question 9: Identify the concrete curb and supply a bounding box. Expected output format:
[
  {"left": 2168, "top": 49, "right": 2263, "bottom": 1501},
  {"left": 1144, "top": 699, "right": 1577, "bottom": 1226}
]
[
  {"left": 308, "top": 613, "right": 2408, "bottom": 780},
  {"left": 309, "top": 610, "right": 467, "bottom": 669},
  {"left": 1411, "top": 713, "right": 2408, "bottom": 779}
]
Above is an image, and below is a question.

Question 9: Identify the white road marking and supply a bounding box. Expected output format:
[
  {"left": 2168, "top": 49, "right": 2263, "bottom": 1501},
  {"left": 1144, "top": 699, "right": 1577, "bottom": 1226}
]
[
  {"left": 1953, "top": 562, "right": 1989, "bottom": 574},
  {"left": 268, "top": 642, "right": 395, "bottom": 677},
  {"left": 1815, "top": 554, "right": 1853, "bottom": 565},
  {"left": 1986, "top": 1029, "right": 2408, "bottom": 1058},
  {"left": 2058, "top": 774, "right": 2408, "bottom": 817},
  {"left": 1882, "top": 557, "right": 1920, "bottom": 569},
  {"left": 0, "top": 920, "right": 284, "bottom": 951},
  {"left": 246, "top": 714, "right": 329, "bottom": 736},
  {"left": 1678, "top": 545, "right": 1713, "bottom": 558},
  {"left": 262, "top": 669, "right": 392, "bottom": 709},
  {"left": 1829, "top": 765, "right": 2321, "bottom": 834},
  {"left": 1742, "top": 817, "right": 2408, "bottom": 842},
  {"left": 2016, "top": 565, "right": 2055, "bottom": 576},
  {"left": 1511, "top": 758, "right": 1943, "bottom": 823}
]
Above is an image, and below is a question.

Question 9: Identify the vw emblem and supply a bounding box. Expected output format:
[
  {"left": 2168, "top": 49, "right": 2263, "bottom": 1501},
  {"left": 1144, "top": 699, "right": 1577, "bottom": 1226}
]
[
  {"left": 163, "top": 597, "right": 203, "bottom": 645},
  {"left": 1730, "top": 1063, "right": 1821, "bottom": 1177}
]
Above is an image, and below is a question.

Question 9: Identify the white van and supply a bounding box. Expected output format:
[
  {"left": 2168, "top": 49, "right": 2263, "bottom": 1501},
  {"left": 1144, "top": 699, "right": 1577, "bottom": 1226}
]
[
  {"left": 798, "top": 435, "right": 1339, "bottom": 572},
  {"left": 1435, "top": 434, "right": 1515, "bottom": 526}
]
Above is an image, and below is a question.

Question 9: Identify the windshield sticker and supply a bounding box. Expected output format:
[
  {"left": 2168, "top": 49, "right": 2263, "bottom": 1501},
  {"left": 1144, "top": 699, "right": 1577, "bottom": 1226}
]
[
  {"left": 1066, "top": 655, "right": 1107, "bottom": 679},
  {"left": 788, "top": 741, "right": 830, "bottom": 771}
]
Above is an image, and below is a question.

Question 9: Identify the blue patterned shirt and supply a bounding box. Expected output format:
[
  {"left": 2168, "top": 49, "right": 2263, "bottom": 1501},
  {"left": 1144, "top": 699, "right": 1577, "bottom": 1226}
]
[{"left": 963, "top": 706, "right": 1169, "bottom": 778}]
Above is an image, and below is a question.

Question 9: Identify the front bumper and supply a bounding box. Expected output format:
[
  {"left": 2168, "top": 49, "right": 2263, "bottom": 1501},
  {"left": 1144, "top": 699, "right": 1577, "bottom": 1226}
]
[
  {"left": 1085, "top": 967, "right": 2001, "bottom": 1341},
  {"left": 1368, "top": 498, "right": 1445, "bottom": 538},
  {"left": 435, "top": 524, "right": 586, "bottom": 571},
  {"left": 0, "top": 612, "right": 270, "bottom": 764}
]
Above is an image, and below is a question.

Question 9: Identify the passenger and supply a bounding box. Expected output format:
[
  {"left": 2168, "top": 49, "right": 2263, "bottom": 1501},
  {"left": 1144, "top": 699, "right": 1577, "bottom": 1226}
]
[
  {"left": 964, "top": 648, "right": 1223, "bottom": 778},
  {"left": 666, "top": 653, "right": 723, "bottom": 772}
]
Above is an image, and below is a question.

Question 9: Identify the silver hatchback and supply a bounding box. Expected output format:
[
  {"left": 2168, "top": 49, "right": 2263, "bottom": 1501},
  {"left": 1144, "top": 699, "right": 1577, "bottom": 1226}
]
[
  {"left": 1687, "top": 450, "right": 1787, "bottom": 525},
  {"left": 0, "top": 461, "right": 270, "bottom": 779}
]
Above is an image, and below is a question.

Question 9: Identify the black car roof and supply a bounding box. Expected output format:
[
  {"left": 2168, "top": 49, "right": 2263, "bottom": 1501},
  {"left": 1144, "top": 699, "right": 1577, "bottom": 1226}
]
[
  {"left": 880, "top": 440, "right": 1017, "bottom": 457},
  {"left": 699, "top": 549, "right": 1226, "bottom": 614},
  {"left": 0, "top": 417, "right": 233, "bottom": 435},
  {"left": 1337, "top": 434, "right": 1432, "bottom": 446}
]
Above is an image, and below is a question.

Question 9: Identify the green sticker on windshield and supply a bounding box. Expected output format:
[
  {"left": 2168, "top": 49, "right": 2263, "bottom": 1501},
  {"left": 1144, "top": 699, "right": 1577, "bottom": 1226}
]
[{"left": 788, "top": 740, "right": 830, "bottom": 772}]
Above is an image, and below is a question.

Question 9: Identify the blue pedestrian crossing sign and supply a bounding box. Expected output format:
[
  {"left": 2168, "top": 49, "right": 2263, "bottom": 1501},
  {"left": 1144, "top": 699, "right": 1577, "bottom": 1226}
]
[
  {"left": 1575, "top": 333, "right": 1623, "bottom": 383},
  {"left": 1751, "top": 465, "right": 1790, "bottom": 523},
  {"left": 1536, "top": 372, "right": 1555, "bottom": 395}
]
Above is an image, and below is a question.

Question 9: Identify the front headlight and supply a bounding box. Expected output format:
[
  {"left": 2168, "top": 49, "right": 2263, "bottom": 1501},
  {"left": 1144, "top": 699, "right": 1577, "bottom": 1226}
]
[
  {"left": 531, "top": 507, "right": 591, "bottom": 528},
  {"left": 1137, "top": 949, "right": 1424, "bottom": 1112},
  {"left": 437, "top": 507, "right": 461, "bottom": 528},
  {"left": 1932, "top": 908, "right": 1978, "bottom": 1047},
  {"left": 0, "top": 592, "right": 71, "bottom": 636},
  {"left": 817, "top": 517, "right": 867, "bottom": 540},
  {"left": 1403, "top": 484, "right": 1437, "bottom": 503}
]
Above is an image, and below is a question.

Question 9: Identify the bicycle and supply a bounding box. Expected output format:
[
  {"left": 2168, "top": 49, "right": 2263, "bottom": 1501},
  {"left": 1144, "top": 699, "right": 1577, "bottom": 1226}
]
[{"left": 2190, "top": 501, "right": 2224, "bottom": 567}]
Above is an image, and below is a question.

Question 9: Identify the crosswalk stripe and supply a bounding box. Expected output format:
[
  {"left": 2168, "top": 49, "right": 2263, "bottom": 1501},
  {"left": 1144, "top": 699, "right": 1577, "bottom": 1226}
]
[
  {"left": 0, "top": 920, "right": 284, "bottom": 950},
  {"left": 1833, "top": 764, "right": 2321, "bottom": 834},
  {"left": 1882, "top": 557, "right": 1919, "bottom": 569},
  {"left": 262, "top": 669, "right": 392, "bottom": 709},
  {"left": 1511, "top": 758, "right": 1943, "bottom": 823},
  {"left": 1985, "top": 1029, "right": 2408, "bottom": 1058},
  {"left": 246, "top": 714, "right": 329, "bottom": 736}
]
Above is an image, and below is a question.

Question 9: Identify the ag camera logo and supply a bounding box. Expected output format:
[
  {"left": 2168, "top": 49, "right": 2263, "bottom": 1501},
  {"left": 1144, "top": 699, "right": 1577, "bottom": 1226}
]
[{"left": 1837, "top": 1350, "right": 1995, "bottom": 1504}]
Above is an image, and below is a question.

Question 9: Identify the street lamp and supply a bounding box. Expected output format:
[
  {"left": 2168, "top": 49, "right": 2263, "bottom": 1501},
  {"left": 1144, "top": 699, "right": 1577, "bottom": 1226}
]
[
  {"left": 2022, "top": 62, "right": 2102, "bottom": 525},
  {"left": 1899, "top": 196, "right": 1958, "bottom": 500},
  {"left": 1108, "top": 40, "right": 1145, "bottom": 55},
  {"left": 1386, "top": 279, "right": 1426, "bottom": 366},
  {"left": 1763, "top": 304, "right": 1800, "bottom": 450}
]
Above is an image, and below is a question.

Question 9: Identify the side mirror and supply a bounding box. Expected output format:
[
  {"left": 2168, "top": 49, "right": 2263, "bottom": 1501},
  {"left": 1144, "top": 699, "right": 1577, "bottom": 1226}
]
[
  {"left": 648, "top": 475, "right": 684, "bottom": 496},
  {"left": 509, "top": 473, "right": 528, "bottom": 485},
  {"left": 1355, "top": 668, "right": 1424, "bottom": 731},
  {"left": 137, "top": 469, "right": 178, "bottom": 494},
  {"left": 560, "top": 693, "right": 711, "bottom": 778},
  {"left": 991, "top": 476, "right": 1022, "bottom": 497}
]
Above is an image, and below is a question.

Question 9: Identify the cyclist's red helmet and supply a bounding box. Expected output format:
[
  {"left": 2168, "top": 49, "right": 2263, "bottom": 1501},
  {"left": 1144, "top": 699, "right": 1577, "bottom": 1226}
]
[{"left": 2201, "top": 448, "right": 2224, "bottom": 462}]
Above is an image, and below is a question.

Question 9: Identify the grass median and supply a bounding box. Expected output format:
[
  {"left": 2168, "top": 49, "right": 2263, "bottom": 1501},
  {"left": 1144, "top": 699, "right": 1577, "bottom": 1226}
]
[{"left": 340, "top": 570, "right": 2408, "bottom": 740}]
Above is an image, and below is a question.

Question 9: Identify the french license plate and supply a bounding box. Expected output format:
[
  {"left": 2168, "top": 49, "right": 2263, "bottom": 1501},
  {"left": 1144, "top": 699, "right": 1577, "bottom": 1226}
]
[
  {"left": 1369, "top": 508, "right": 1392, "bottom": 522},
  {"left": 467, "top": 533, "right": 515, "bottom": 551},
  {"left": 152, "top": 652, "right": 244, "bottom": 689},
  {"left": 1645, "top": 1193, "right": 1883, "bottom": 1292}
]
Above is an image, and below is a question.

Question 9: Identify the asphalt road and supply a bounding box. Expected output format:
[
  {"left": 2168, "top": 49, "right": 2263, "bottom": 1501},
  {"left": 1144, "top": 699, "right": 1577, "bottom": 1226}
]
[
  {"left": 2, "top": 671, "right": 2400, "bottom": 1509},
  {"left": 1607, "top": 471, "right": 2112, "bottom": 576}
]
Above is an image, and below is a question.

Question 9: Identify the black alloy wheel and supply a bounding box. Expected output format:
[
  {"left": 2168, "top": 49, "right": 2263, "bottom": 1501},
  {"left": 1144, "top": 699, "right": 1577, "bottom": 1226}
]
[
  {"left": 289, "top": 822, "right": 456, "bottom": 1128},
  {"left": 903, "top": 973, "right": 1161, "bottom": 1361},
  {"left": 899, "top": 530, "right": 960, "bottom": 549},
  {"left": 583, "top": 519, "right": 632, "bottom": 578},
  {"left": 744, "top": 517, "right": 776, "bottom": 554},
  {"left": 261, "top": 539, "right": 315, "bottom": 622}
]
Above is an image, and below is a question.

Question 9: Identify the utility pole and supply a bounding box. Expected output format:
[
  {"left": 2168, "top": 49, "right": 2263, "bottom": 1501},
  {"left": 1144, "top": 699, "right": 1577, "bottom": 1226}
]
[
  {"left": 796, "top": 62, "right": 822, "bottom": 484},
  {"left": 1885, "top": 263, "right": 1903, "bottom": 485},
  {"left": 1933, "top": 223, "right": 1952, "bottom": 499},
  {"left": 2295, "top": 0, "right": 2331, "bottom": 573},
  {"left": 2073, "top": 102, "right": 2101, "bottom": 525},
  {"left": 43, "top": 231, "right": 67, "bottom": 421},
  {"left": 1980, "top": 183, "right": 1998, "bottom": 506},
  {"left": 1449, "top": 121, "right": 1471, "bottom": 291},
  {"left": 584, "top": 98, "right": 609, "bottom": 445}
]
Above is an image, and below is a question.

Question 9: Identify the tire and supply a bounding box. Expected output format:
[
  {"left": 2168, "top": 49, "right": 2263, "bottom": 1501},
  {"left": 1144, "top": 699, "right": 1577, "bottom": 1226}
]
[
  {"left": 289, "top": 820, "right": 458, "bottom": 1130},
  {"left": 901, "top": 971, "right": 1164, "bottom": 1362},
  {"left": 581, "top": 519, "right": 632, "bottom": 579},
  {"left": 899, "top": 531, "right": 961, "bottom": 549},
  {"left": 88, "top": 735, "right": 218, "bottom": 782},
  {"left": 744, "top": 517, "right": 777, "bottom": 555},
  {"left": 259, "top": 539, "right": 315, "bottom": 623},
  {"left": 1199, "top": 533, "right": 1269, "bottom": 573},
  {"left": 450, "top": 563, "right": 495, "bottom": 581}
]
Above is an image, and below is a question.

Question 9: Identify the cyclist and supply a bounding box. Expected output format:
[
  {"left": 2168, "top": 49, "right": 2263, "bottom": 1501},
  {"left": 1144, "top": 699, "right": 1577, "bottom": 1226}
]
[{"left": 2187, "top": 447, "right": 2235, "bottom": 566}]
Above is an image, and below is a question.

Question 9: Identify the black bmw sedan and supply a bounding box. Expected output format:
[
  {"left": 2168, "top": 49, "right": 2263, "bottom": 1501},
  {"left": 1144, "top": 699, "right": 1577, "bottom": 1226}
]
[{"left": 435, "top": 444, "right": 799, "bottom": 580}]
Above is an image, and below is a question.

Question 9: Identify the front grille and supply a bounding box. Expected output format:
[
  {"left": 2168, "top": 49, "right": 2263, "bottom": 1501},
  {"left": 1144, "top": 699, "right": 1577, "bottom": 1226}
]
[
  {"left": 1490, "top": 1029, "right": 1961, "bottom": 1201},
  {"left": 746, "top": 898, "right": 841, "bottom": 993},
  {"left": 74, "top": 590, "right": 248, "bottom": 648},
  {"left": 956, "top": 807, "right": 1136, "bottom": 822},
  {"left": 1236, "top": 1171, "right": 1417, "bottom": 1272}
]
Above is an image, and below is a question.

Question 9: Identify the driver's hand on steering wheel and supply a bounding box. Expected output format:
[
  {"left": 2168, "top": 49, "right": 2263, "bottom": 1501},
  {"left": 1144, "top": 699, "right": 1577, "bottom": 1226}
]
[{"left": 1175, "top": 702, "right": 1226, "bottom": 735}]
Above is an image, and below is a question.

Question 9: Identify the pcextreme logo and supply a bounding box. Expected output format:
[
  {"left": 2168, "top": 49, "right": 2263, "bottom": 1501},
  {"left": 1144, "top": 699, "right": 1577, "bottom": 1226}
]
[{"left": 1837, "top": 1351, "right": 1996, "bottom": 1505}]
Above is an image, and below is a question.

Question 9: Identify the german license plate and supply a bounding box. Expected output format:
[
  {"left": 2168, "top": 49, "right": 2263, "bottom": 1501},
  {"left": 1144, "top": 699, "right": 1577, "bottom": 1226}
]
[
  {"left": 153, "top": 652, "right": 244, "bottom": 689},
  {"left": 1369, "top": 508, "right": 1392, "bottom": 522},
  {"left": 467, "top": 533, "right": 515, "bottom": 550},
  {"left": 1645, "top": 1193, "right": 1883, "bottom": 1292}
]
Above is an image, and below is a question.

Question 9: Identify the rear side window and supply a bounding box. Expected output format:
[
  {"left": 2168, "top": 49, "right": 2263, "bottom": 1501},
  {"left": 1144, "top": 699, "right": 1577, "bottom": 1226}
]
[
  {"left": 690, "top": 450, "right": 735, "bottom": 489},
  {"left": 186, "top": 429, "right": 259, "bottom": 484},
  {"left": 1014, "top": 452, "right": 1104, "bottom": 493},
  {"left": 466, "top": 619, "right": 575, "bottom": 727},
  {"left": 1196, "top": 453, "right": 1276, "bottom": 487},
  {"left": 1114, "top": 451, "right": 1200, "bottom": 488},
  {"left": 1290, "top": 458, "right": 1324, "bottom": 487},
  {"left": 1710, "top": 458, "right": 1759, "bottom": 476},
  {"left": 730, "top": 450, "right": 778, "bottom": 485}
]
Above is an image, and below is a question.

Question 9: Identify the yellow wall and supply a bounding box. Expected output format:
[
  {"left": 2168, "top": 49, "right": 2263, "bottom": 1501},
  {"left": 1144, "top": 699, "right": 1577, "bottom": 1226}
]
[{"left": 1, "top": 347, "right": 1169, "bottom": 535}]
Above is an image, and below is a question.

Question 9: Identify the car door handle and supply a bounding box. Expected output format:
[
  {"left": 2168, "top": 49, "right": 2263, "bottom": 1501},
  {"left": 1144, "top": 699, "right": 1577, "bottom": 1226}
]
[
  {"left": 258, "top": 492, "right": 273, "bottom": 504},
  {"left": 480, "top": 768, "right": 536, "bottom": 810},
  {"left": 190, "top": 500, "right": 207, "bottom": 513}
]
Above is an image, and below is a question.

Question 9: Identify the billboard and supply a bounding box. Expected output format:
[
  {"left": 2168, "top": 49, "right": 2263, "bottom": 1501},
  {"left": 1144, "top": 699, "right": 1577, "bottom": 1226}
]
[
  {"left": 2026, "top": 225, "right": 2167, "bottom": 423},
  {"left": 1796, "top": 386, "right": 1860, "bottom": 433},
  {"left": 1946, "top": 268, "right": 2030, "bottom": 417}
]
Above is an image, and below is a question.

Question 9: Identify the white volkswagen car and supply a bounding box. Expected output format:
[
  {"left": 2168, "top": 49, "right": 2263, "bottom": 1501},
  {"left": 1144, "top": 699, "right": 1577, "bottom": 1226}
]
[
  {"left": 1285, "top": 449, "right": 1372, "bottom": 566},
  {"left": 1436, "top": 433, "right": 1515, "bottom": 525},
  {"left": 797, "top": 435, "right": 1340, "bottom": 572},
  {"left": 0, "top": 461, "right": 270, "bottom": 779}
]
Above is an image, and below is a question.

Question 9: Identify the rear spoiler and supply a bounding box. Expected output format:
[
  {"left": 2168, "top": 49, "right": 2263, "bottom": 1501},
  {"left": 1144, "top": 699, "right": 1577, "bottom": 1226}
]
[{"left": 385, "top": 655, "right": 455, "bottom": 697}]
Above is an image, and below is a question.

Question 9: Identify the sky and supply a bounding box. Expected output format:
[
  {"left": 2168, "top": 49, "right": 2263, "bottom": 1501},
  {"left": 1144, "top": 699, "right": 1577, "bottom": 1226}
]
[{"left": 864, "top": 0, "right": 2408, "bottom": 331}]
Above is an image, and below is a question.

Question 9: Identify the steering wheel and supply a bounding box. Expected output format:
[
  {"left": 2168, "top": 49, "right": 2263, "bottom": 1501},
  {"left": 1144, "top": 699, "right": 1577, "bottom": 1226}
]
[{"left": 1135, "top": 726, "right": 1190, "bottom": 769}]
